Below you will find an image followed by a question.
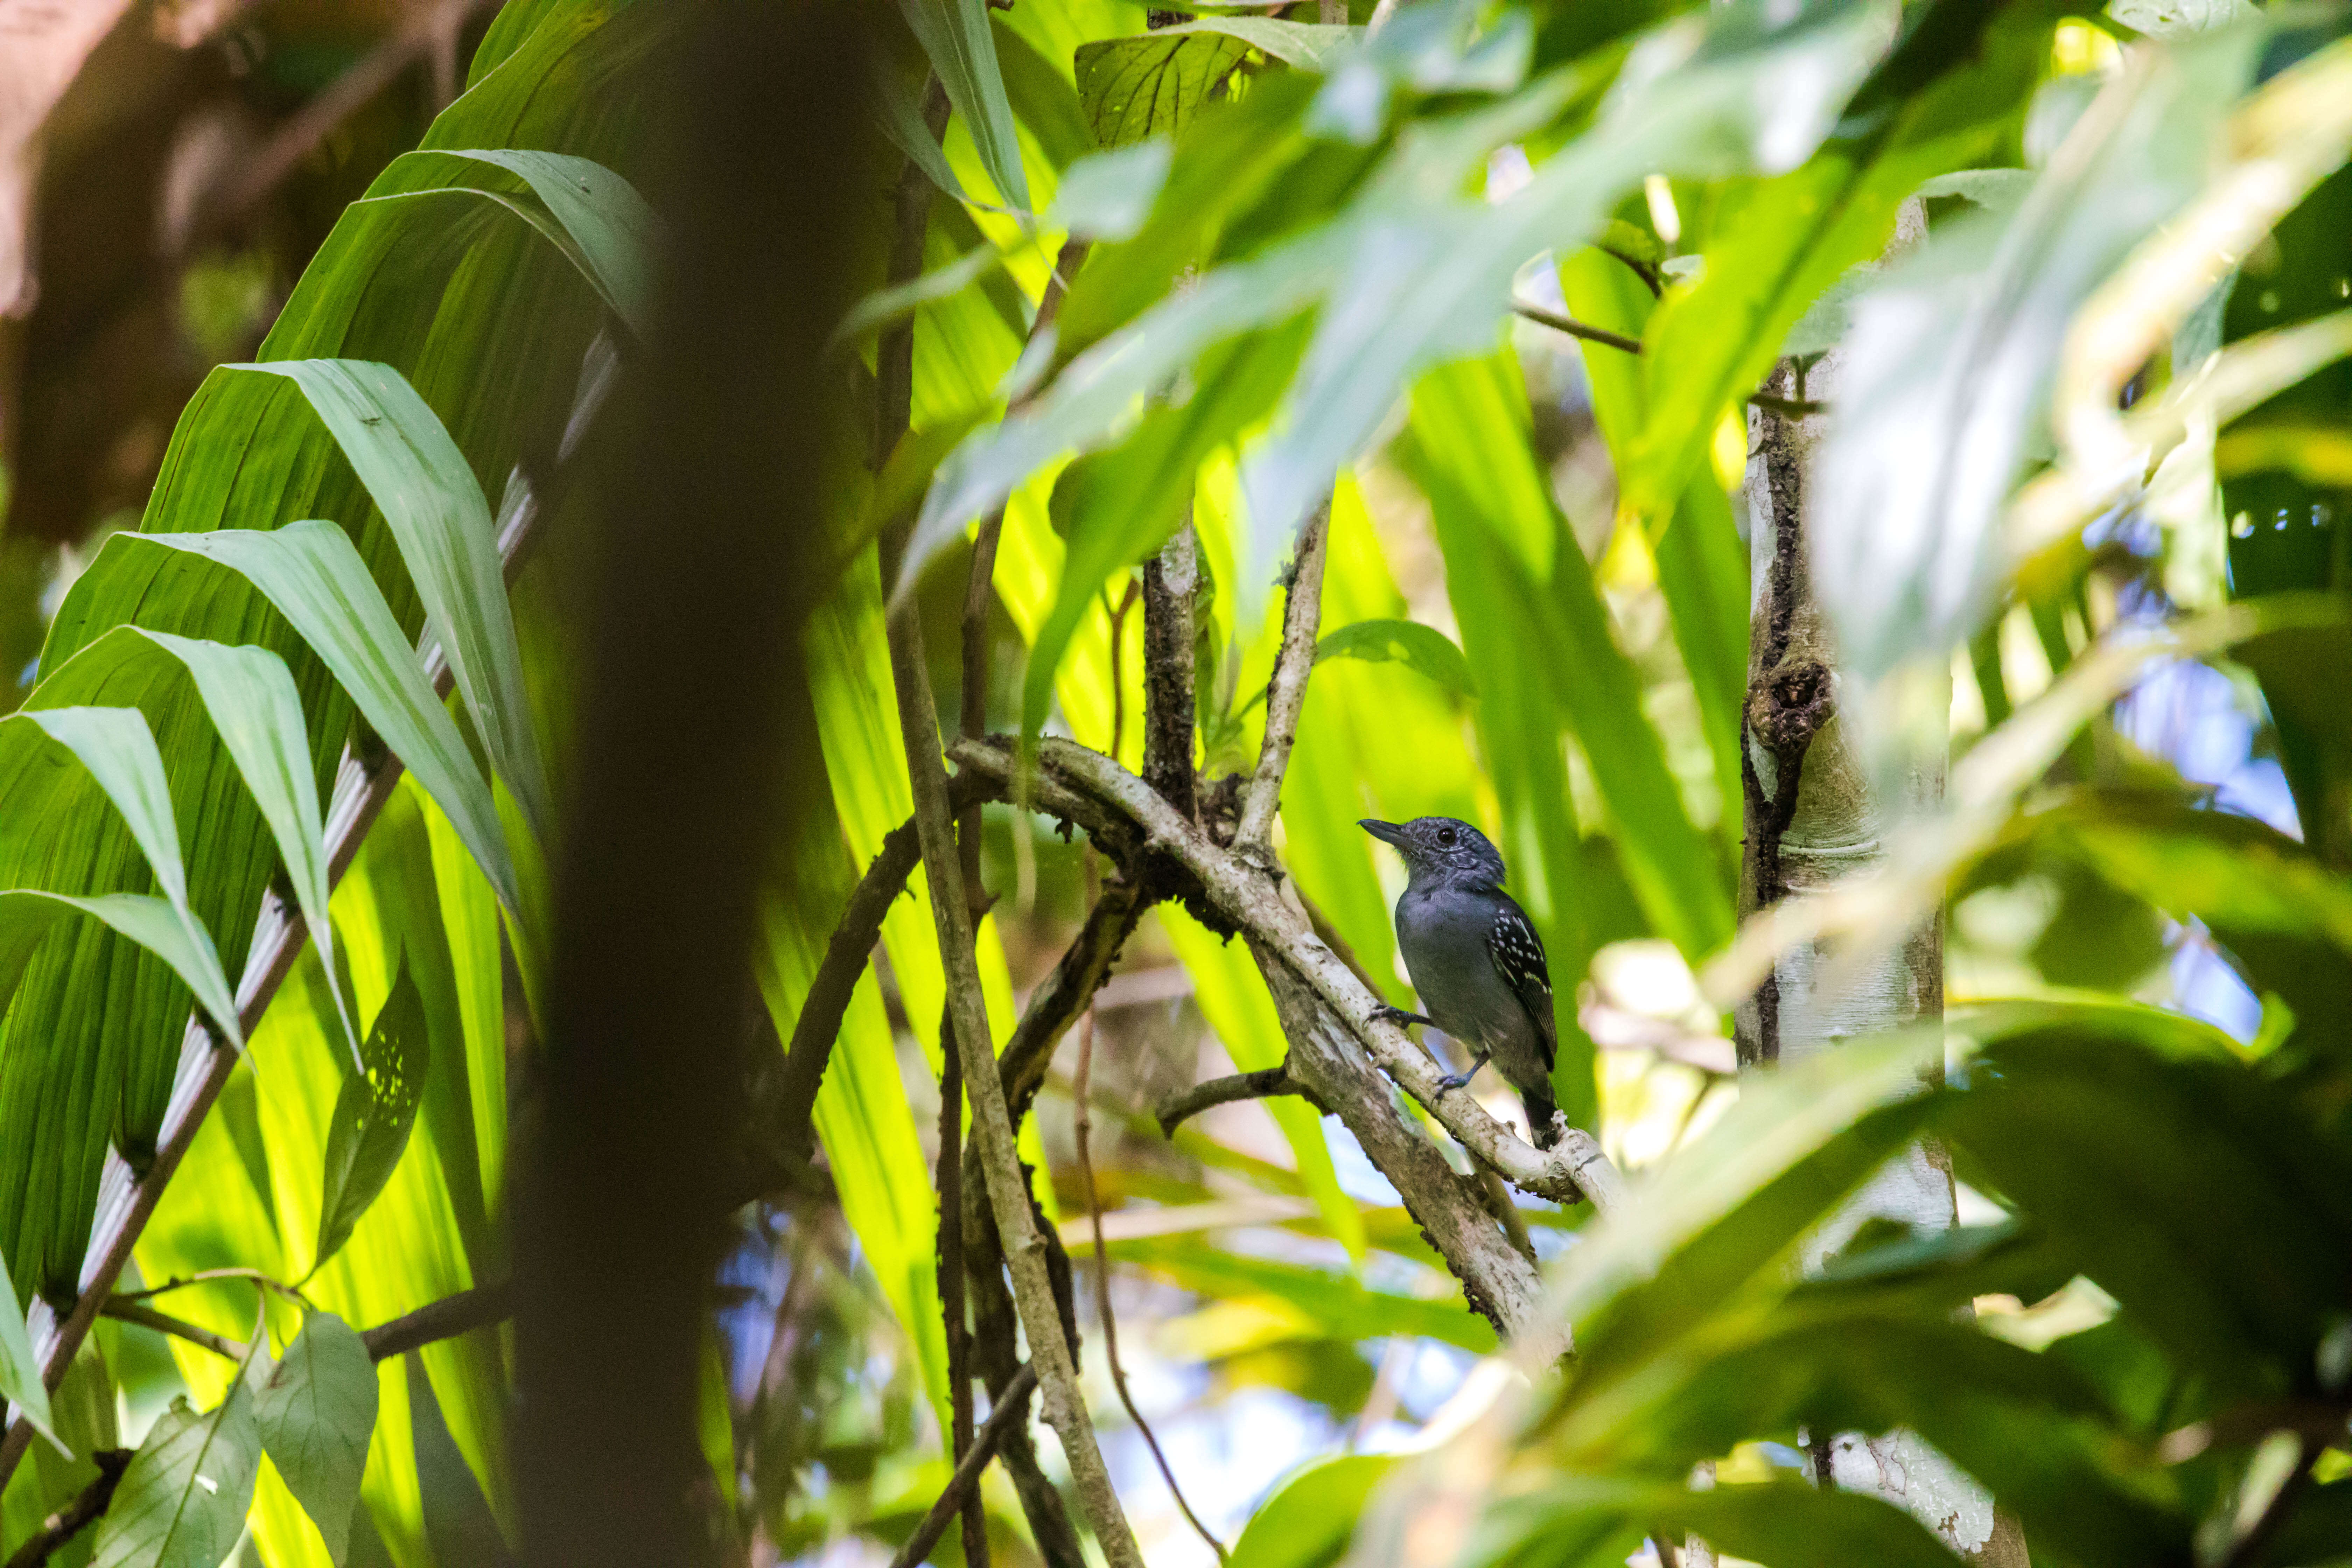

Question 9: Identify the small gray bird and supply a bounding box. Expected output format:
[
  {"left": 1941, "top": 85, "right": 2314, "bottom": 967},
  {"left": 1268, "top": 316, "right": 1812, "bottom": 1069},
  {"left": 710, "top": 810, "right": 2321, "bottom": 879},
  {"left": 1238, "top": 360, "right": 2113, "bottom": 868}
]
[{"left": 1360, "top": 816, "right": 1561, "bottom": 1149}]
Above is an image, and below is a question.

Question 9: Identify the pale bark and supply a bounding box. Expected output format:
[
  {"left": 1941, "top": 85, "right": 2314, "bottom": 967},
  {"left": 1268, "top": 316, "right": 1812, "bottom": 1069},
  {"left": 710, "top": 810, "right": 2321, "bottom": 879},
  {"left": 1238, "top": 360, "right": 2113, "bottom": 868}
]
[{"left": 1737, "top": 307, "right": 2026, "bottom": 1565}]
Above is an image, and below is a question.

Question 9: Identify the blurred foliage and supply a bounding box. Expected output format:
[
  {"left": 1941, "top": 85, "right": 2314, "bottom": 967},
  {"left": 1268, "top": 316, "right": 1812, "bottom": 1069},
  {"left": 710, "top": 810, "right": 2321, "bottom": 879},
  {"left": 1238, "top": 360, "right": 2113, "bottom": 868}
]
[{"left": 2, "top": 0, "right": 2352, "bottom": 1564}]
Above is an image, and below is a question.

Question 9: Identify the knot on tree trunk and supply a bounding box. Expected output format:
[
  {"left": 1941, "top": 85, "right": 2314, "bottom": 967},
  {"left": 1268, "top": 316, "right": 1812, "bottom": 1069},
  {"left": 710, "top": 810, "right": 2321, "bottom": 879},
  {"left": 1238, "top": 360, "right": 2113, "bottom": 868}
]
[{"left": 1748, "top": 655, "right": 1835, "bottom": 763}]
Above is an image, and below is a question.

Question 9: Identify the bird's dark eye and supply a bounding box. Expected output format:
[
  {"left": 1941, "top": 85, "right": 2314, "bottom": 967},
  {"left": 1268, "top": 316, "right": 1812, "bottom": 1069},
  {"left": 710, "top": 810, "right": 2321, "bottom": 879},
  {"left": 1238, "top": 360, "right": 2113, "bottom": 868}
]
[{"left": 1436, "top": 826, "right": 1457, "bottom": 847}]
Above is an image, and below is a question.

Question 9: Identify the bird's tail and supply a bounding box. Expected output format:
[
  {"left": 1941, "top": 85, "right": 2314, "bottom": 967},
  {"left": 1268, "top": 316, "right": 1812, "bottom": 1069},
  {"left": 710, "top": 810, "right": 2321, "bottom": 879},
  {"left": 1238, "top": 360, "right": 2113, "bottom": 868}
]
[{"left": 1522, "top": 1085, "right": 1563, "bottom": 1150}]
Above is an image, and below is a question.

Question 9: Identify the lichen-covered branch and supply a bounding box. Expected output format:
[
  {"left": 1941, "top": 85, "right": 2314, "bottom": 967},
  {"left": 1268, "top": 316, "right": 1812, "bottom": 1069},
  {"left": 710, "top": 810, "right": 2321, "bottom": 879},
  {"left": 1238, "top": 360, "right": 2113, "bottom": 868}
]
[
  {"left": 1233, "top": 502, "right": 1330, "bottom": 862},
  {"left": 886, "top": 616, "right": 1142, "bottom": 1568},
  {"left": 948, "top": 735, "right": 1626, "bottom": 1349}
]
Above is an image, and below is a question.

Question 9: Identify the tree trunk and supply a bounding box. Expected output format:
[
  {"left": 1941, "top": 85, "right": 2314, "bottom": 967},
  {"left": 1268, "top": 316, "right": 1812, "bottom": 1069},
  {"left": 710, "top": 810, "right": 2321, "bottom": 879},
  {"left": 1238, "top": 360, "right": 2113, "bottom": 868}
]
[{"left": 1732, "top": 330, "right": 2028, "bottom": 1565}]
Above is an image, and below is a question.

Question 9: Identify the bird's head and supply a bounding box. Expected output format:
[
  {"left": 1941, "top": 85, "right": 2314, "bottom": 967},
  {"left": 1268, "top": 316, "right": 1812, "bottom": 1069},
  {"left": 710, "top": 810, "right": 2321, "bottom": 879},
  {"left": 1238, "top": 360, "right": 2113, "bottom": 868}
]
[{"left": 1360, "top": 816, "right": 1507, "bottom": 890}]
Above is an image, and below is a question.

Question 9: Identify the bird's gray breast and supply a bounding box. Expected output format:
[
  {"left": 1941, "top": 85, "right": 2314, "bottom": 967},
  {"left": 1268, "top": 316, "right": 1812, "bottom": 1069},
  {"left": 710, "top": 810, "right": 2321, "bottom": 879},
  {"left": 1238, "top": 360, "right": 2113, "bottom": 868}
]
[{"left": 1394, "top": 884, "right": 1532, "bottom": 1055}]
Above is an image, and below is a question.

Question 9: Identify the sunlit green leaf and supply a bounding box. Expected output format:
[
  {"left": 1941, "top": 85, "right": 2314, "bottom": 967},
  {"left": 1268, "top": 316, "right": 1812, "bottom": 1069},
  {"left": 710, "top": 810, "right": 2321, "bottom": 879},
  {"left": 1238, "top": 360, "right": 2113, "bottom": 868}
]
[
  {"left": 253, "top": 1312, "right": 378, "bottom": 1566},
  {"left": 314, "top": 960, "right": 431, "bottom": 1273}
]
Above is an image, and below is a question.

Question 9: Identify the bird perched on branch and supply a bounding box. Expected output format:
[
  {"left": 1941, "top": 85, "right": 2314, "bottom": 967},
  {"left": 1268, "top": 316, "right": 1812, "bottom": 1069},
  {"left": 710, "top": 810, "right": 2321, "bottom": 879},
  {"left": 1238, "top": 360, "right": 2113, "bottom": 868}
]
[{"left": 1360, "top": 816, "right": 1562, "bottom": 1150}]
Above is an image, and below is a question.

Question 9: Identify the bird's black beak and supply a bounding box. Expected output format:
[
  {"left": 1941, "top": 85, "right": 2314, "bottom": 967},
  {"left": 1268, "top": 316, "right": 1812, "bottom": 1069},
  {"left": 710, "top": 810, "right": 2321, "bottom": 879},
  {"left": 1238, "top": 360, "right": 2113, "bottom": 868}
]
[{"left": 1359, "top": 819, "right": 1407, "bottom": 847}]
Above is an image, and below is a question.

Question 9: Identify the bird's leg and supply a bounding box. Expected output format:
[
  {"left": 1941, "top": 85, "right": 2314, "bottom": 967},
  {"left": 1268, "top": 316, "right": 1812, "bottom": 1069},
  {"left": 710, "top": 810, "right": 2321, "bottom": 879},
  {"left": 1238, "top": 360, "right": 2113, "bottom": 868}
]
[
  {"left": 1435, "top": 1051, "right": 1489, "bottom": 1093},
  {"left": 1373, "top": 1003, "right": 1434, "bottom": 1030}
]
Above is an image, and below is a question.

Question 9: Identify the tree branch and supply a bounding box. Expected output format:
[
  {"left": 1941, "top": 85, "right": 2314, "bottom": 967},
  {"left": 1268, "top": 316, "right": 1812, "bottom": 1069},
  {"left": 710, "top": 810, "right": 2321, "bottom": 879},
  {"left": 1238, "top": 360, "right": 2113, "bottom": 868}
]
[
  {"left": 1141, "top": 528, "right": 1201, "bottom": 819},
  {"left": 1156, "top": 1066, "right": 1325, "bottom": 1135},
  {"left": 1509, "top": 299, "right": 1645, "bottom": 354},
  {"left": 3, "top": 1448, "right": 132, "bottom": 1568},
  {"left": 361, "top": 1280, "right": 514, "bottom": 1361},
  {"left": 98, "top": 1300, "right": 244, "bottom": 1362},
  {"left": 0, "top": 337, "right": 618, "bottom": 1490},
  {"left": 770, "top": 770, "right": 997, "bottom": 1169},
  {"left": 955, "top": 735, "right": 1627, "bottom": 1217},
  {"left": 886, "top": 616, "right": 1141, "bottom": 1567},
  {"left": 884, "top": 1364, "right": 1041, "bottom": 1568},
  {"left": 1233, "top": 502, "right": 1330, "bottom": 862},
  {"left": 101, "top": 1281, "right": 514, "bottom": 1368}
]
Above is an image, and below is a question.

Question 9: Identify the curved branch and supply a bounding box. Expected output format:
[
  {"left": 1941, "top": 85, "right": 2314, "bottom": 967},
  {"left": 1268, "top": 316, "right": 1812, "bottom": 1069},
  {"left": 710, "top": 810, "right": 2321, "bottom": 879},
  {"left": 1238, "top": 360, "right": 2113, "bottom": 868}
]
[
  {"left": 1155, "top": 1067, "right": 1325, "bottom": 1135},
  {"left": 770, "top": 770, "right": 997, "bottom": 1168}
]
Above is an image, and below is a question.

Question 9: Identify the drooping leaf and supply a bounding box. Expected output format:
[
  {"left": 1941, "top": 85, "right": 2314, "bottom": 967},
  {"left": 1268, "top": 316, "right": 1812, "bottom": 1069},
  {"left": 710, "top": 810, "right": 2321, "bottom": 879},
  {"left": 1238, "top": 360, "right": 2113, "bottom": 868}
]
[
  {"left": 104, "top": 630, "right": 358, "bottom": 1059},
  {"left": 1313, "top": 619, "right": 1476, "bottom": 702},
  {"left": 0, "top": 1246, "right": 57, "bottom": 1453},
  {"left": 252, "top": 1312, "right": 379, "bottom": 1566},
  {"left": 2, "top": 708, "right": 243, "bottom": 1051},
  {"left": 1077, "top": 33, "right": 1254, "bottom": 148},
  {"left": 126, "top": 521, "right": 519, "bottom": 917},
  {"left": 219, "top": 360, "right": 551, "bottom": 845},
  {"left": 1812, "top": 22, "right": 2269, "bottom": 682},
  {"left": 314, "top": 959, "right": 432, "bottom": 1272},
  {"left": 1618, "top": 0, "right": 2047, "bottom": 522},
  {"left": 901, "top": 0, "right": 1033, "bottom": 210}
]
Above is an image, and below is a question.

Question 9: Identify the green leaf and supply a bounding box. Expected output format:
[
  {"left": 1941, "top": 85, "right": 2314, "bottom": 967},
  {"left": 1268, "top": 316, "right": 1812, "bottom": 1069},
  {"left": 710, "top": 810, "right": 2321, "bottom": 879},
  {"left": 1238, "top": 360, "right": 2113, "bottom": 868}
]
[
  {"left": 835, "top": 244, "right": 1011, "bottom": 349},
  {"left": 1814, "top": 21, "right": 2269, "bottom": 680},
  {"left": 90, "top": 1337, "right": 265, "bottom": 1568},
  {"left": 1049, "top": 140, "right": 1175, "bottom": 243},
  {"left": 127, "top": 520, "right": 519, "bottom": 917},
  {"left": 1077, "top": 33, "right": 1253, "bottom": 148},
  {"left": 992, "top": 16, "right": 1094, "bottom": 173},
  {"left": 314, "top": 958, "right": 432, "bottom": 1272},
  {"left": 5, "top": 708, "right": 243, "bottom": 1051},
  {"left": 901, "top": 0, "right": 1033, "bottom": 210},
  {"left": 1313, "top": 619, "right": 1475, "bottom": 702},
  {"left": 1229, "top": 1454, "right": 1396, "bottom": 1568},
  {"left": 1475, "top": 1476, "right": 1961, "bottom": 1568},
  {"left": 221, "top": 360, "right": 552, "bottom": 846},
  {"left": 1948, "top": 1019, "right": 2352, "bottom": 1399},
  {"left": 0, "top": 1245, "right": 57, "bottom": 1453},
  {"left": 1558, "top": 247, "right": 1749, "bottom": 858},
  {"left": 423, "top": 150, "right": 659, "bottom": 340},
  {"left": 1018, "top": 322, "right": 1308, "bottom": 751},
  {"left": 1406, "top": 354, "right": 1731, "bottom": 957},
  {"left": 872, "top": 51, "right": 973, "bottom": 206},
  {"left": 1619, "top": 5, "right": 2047, "bottom": 522},
  {"left": 113, "top": 630, "right": 357, "bottom": 1059},
  {"left": 252, "top": 1312, "right": 378, "bottom": 1566},
  {"left": 1113, "top": 1233, "right": 1489, "bottom": 1350},
  {"left": 0, "top": 891, "right": 240, "bottom": 1060}
]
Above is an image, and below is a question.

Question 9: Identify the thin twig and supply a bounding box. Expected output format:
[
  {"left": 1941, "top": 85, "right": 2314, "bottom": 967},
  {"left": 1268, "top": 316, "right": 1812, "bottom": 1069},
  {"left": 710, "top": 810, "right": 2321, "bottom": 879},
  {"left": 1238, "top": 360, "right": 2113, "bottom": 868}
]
[
  {"left": 1074, "top": 1014, "right": 1228, "bottom": 1564},
  {"left": 0, "top": 340, "right": 616, "bottom": 1489},
  {"left": 884, "top": 1364, "right": 1041, "bottom": 1568},
  {"left": 111, "top": 1267, "right": 308, "bottom": 1307},
  {"left": 100, "top": 1281, "right": 516, "bottom": 1366},
  {"left": 1508, "top": 301, "right": 1829, "bottom": 417},
  {"left": 1233, "top": 502, "right": 1330, "bottom": 862},
  {"left": 1155, "top": 1067, "right": 1324, "bottom": 1135},
  {"left": 2, "top": 1449, "right": 132, "bottom": 1568},
  {"left": 99, "top": 1300, "right": 246, "bottom": 1362},
  {"left": 1509, "top": 299, "right": 1645, "bottom": 354}
]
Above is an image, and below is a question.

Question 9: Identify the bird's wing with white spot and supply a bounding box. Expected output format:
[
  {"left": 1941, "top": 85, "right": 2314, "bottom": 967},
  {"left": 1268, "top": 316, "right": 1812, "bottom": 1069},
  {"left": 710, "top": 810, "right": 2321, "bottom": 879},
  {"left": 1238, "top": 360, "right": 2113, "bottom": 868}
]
[{"left": 1486, "top": 904, "right": 1555, "bottom": 1072}]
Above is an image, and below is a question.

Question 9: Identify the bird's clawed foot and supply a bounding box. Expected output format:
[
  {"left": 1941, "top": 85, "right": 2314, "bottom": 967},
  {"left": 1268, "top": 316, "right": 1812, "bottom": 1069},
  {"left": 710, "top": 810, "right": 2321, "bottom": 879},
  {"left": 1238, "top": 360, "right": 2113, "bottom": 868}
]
[
  {"left": 1373, "top": 1004, "right": 1434, "bottom": 1030},
  {"left": 1435, "top": 1062, "right": 1485, "bottom": 1094}
]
